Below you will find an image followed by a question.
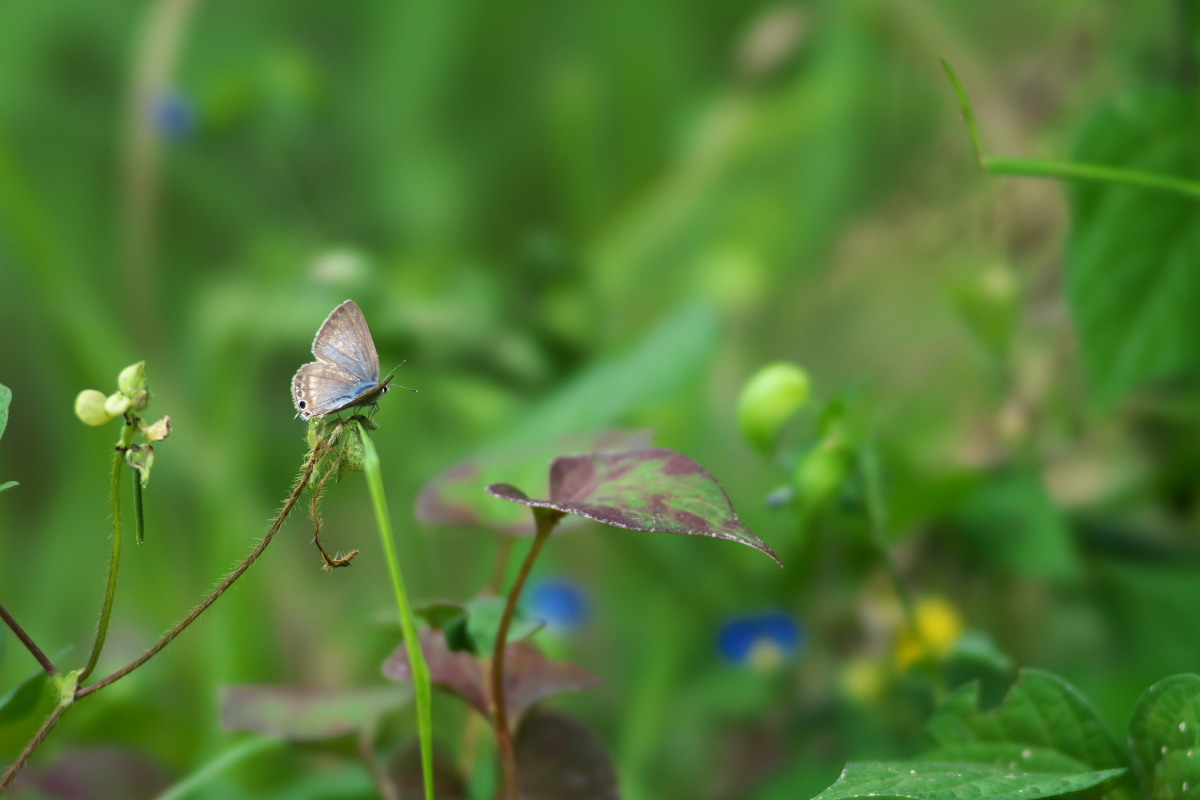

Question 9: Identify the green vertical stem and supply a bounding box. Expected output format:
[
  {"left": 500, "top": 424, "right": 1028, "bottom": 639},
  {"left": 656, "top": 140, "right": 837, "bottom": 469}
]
[
  {"left": 80, "top": 449, "right": 127, "bottom": 682},
  {"left": 134, "top": 473, "right": 146, "bottom": 545},
  {"left": 358, "top": 429, "right": 434, "bottom": 800},
  {"left": 492, "top": 508, "right": 560, "bottom": 800},
  {"left": 859, "top": 444, "right": 922, "bottom": 646}
]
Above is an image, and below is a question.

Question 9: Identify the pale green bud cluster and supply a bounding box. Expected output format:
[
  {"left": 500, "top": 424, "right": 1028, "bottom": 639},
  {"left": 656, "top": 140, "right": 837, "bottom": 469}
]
[
  {"left": 75, "top": 361, "right": 154, "bottom": 427},
  {"left": 74, "top": 361, "right": 172, "bottom": 486}
]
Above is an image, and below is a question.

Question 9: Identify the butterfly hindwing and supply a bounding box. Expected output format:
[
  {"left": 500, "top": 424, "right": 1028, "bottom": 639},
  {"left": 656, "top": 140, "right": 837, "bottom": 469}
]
[{"left": 292, "top": 361, "right": 384, "bottom": 420}]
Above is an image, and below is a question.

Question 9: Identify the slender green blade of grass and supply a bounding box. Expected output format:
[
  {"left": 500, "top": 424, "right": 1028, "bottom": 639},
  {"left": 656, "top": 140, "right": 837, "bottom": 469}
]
[
  {"left": 360, "top": 429, "right": 434, "bottom": 800},
  {"left": 151, "top": 737, "right": 284, "bottom": 800}
]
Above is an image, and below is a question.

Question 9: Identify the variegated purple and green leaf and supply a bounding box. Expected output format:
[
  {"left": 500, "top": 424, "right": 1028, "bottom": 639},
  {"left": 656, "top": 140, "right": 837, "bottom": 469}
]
[
  {"left": 219, "top": 685, "right": 408, "bottom": 741},
  {"left": 487, "top": 448, "right": 780, "bottom": 565},
  {"left": 415, "top": 429, "right": 652, "bottom": 535},
  {"left": 383, "top": 628, "right": 600, "bottom": 729}
]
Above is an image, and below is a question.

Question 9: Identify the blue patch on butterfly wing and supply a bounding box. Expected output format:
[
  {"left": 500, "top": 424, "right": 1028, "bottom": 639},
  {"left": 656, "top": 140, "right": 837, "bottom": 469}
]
[{"left": 327, "top": 379, "right": 384, "bottom": 412}]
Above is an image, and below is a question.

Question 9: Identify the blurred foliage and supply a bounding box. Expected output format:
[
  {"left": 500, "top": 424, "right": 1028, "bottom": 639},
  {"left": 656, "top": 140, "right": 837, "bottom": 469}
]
[{"left": 2, "top": 1, "right": 1200, "bottom": 798}]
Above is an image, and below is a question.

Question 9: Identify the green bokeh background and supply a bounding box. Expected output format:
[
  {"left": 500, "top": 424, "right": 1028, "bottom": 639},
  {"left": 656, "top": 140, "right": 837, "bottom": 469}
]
[{"left": 0, "top": 2, "right": 1193, "bottom": 798}]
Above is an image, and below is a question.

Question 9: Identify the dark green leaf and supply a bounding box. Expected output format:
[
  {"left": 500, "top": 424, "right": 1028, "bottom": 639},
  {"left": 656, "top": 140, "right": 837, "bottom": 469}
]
[
  {"left": 945, "top": 631, "right": 1015, "bottom": 675},
  {"left": 487, "top": 448, "right": 780, "bottom": 565},
  {"left": 516, "top": 707, "right": 619, "bottom": 800},
  {"left": 438, "top": 596, "right": 543, "bottom": 656},
  {"left": 1129, "top": 674, "right": 1200, "bottom": 800},
  {"left": 0, "top": 668, "right": 52, "bottom": 725},
  {"left": 219, "top": 685, "right": 408, "bottom": 741},
  {"left": 954, "top": 469, "right": 1079, "bottom": 580},
  {"left": 813, "top": 762, "right": 1125, "bottom": 800},
  {"left": 922, "top": 670, "right": 1129, "bottom": 774},
  {"left": 1067, "top": 89, "right": 1200, "bottom": 406},
  {"left": 415, "top": 601, "right": 468, "bottom": 631}
]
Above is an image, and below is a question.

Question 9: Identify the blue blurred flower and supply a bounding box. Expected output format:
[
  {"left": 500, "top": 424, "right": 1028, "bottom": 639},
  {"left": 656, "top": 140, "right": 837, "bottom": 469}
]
[
  {"left": 526, "top": 578, "right": 588, "bottom": 631},
  {"left": 718, "top": 611, "right": 802, "bottom": 669},
  {"left": 150, "top": 90, "right": 196, "bottom": 141}
]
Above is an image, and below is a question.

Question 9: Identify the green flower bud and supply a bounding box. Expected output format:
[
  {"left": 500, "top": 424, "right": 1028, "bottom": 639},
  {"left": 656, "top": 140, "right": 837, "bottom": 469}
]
[
  {"left": 738, "top": 362, "right": 812, "bottom": 456},
  {"left": 950, "top": 261, "right": 1020, "bottom": 357},
  {"left": 337, "top": 431, "right": 366, "bottom": 477},
  {"left": 75, "top": 389, "right": 115, "bottom": 426},
  {"left": 104, "top": 392, "right": 132, "bottom": 417},
  {"left": 792, "top": 436, "right": 849, "bottom": 513},
  {"left": 118, "top": 361, "right": 147, "bottom": 397},
  {"left": 140, "top": 415, "right": 172, "bottom": 443}
]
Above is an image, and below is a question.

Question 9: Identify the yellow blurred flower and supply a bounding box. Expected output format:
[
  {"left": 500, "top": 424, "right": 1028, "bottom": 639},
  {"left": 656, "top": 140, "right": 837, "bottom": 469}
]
[
  {"left": 840, "top": 656, "right": 887, "bottom": 704},
  {"left": 894, "top": 596, "right": 964, "bottom": 669}
]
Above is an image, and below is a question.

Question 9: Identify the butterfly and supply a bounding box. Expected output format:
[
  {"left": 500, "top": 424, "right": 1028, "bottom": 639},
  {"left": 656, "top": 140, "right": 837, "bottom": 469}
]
[{"left": 292, "top": 300, "right": 395, "bottom": 420}]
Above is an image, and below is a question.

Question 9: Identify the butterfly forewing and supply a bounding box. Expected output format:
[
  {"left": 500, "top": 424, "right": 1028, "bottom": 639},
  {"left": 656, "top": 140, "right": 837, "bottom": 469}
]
[{"left": 311, "top": 300, "right": 381, "bottom": 383}]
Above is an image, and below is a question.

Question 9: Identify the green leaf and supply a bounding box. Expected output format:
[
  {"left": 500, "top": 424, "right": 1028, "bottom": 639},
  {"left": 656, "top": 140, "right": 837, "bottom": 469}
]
[
  {"left": 0, "top": 481, "right": 17, "bottom": 493},
  {"left": 813, "top": 762, "right": 1125, "bottom": 800},
  {"left": 415, "top": 601, "right": 469, "bottom": 631},
  {"left": 945, "top": 631, "right": 1015, "bottom": 675},
  {"left": 954, "top": 469, "right": 1079, "bottom": 580},
  {"left": 444, "top": 596, "right": 544, "bottom": 656},
  {"left": 218, "top": 686, "right": 408, "bottom": 741},
  {"left": 0, "top": 383, "right": 10, "bottom": 441},
  {"left": 922, "top": 670, "right": 1130, "bottom": 775},
  {"left": 488, "top": 301, "right": 721, "bottom": 449},
  {"left": 487, "top": 448, "right": 780, "bottom": 565},
  {"left": 1129, "top": 674, "right": 1200, "bottom": 800},
  {"left": 1066, "top": 89, "right": 1200, "bottom": 406},
  {"left": 0, "top": 668, "right": 52, "bottom": 724}
]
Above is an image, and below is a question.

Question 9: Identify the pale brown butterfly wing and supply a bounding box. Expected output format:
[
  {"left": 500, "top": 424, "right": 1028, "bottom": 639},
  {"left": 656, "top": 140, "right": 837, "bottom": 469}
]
[
  {"left": 310, "top": 300, "right": 380, "bottom": 383},
  {"left": 292, "top": 300, "right": 387, "bottom": 420}
]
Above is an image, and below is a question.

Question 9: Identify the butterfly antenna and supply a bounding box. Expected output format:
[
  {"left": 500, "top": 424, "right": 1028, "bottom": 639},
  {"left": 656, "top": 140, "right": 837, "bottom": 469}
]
[{"left": 383, "top": 360, "right": 418, "bottom": 393}]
